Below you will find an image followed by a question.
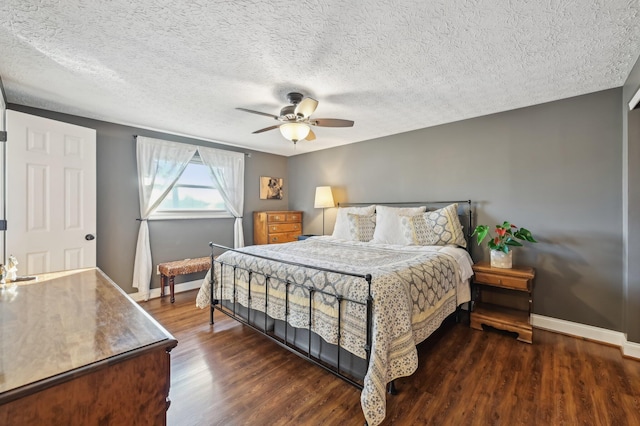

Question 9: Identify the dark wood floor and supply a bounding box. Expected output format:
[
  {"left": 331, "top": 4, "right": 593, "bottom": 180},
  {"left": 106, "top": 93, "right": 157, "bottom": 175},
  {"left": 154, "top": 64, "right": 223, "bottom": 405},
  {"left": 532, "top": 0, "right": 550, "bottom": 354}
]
[{"left": 141, "top": 290, "right": 640, "bottom": 426}]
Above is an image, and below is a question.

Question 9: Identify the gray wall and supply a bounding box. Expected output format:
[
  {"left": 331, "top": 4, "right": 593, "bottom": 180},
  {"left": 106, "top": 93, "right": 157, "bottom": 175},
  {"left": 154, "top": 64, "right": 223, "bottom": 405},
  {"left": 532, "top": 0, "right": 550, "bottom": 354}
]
[
  {"left": 289, "top": 89, "right": 625, "bottom": 335},
  {"left": 7, "top": 104, "right": 289, "bottom": 294},
  {"left": 623, "top": 55, "right": 640, "bottom": 343},
  {"left": 8, "top": 85, "right": 635, "bottom": 342}
]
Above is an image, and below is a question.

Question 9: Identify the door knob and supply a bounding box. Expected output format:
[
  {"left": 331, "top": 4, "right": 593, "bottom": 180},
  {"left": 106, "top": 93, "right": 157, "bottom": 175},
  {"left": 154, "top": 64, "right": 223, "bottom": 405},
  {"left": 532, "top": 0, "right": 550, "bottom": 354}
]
[{"left": 85, "top": 234, "right": 95, "bottom": 241}]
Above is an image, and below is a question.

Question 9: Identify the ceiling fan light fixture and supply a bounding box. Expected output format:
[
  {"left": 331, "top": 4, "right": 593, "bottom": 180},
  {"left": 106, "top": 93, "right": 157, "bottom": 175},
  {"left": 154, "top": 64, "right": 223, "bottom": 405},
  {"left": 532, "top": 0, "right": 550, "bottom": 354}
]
[
  {"left": 238, "top": 92, "right": 353, "bottom": 142},
  {"left": 279, "top": 122, "right": 310, "bottom": 143}
]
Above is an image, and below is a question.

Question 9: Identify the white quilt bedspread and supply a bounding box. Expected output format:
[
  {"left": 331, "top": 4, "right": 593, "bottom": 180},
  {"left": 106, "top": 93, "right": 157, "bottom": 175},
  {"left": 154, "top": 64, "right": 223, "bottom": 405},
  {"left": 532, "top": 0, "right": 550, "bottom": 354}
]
[{"left": 196, "top": 237, "right": 473, "bottom": 425}]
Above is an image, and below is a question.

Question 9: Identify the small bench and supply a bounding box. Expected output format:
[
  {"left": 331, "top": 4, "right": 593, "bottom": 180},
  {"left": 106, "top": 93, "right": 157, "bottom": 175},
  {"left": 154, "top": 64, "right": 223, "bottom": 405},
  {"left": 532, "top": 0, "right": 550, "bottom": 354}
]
[{"left": 158, "top": 256, "right": 211, "bottom": 303}]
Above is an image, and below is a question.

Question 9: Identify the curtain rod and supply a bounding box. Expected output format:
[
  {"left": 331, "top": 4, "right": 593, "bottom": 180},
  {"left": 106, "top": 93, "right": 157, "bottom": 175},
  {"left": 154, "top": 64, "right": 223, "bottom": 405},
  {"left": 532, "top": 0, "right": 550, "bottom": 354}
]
[{"left": 132, "top": 134, "right": 251, "bottom": 157}]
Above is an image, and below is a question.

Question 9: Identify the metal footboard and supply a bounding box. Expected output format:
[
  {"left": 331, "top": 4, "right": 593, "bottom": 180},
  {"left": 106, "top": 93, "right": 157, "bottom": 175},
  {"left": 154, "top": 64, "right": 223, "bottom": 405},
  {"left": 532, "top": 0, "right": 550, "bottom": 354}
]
[{"left": 208, "top": 242, "right": 373, "bottom": 389}]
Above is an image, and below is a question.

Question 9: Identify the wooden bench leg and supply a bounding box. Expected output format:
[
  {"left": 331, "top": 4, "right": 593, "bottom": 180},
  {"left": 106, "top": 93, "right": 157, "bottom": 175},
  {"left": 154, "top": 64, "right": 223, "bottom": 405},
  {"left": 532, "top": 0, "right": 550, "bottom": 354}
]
[
  {"left": 170, "top": 276, "right": 175, "bottom": 303},
  {"left": 160, "top": 274, "right": 166, "bottom": 298}
]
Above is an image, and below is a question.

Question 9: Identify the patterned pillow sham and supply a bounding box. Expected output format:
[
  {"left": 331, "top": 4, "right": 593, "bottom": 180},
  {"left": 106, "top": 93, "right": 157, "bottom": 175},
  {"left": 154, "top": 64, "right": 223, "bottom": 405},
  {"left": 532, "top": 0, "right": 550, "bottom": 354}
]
[
  {"left": 371, "top": 205, "right": 426, "bottom": 245},
  {"left": 400, "top": 214, "right": 438, "bottom": 245},
  {"left": 331, "top": 205, "right": 376, "bottom": 240},
  {"left": 424, "top": 203, "right": 467, "bottom": 247},
  {"left": 347, "top": 213, "right": 376, "bottom": 242}
]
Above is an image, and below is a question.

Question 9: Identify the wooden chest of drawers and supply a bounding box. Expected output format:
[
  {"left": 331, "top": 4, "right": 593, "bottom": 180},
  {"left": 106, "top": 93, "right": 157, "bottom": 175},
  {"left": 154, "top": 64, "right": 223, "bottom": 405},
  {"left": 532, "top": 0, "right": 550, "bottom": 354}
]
[{"left": 253, "top": 211, "right": 303, "bottom": 245}]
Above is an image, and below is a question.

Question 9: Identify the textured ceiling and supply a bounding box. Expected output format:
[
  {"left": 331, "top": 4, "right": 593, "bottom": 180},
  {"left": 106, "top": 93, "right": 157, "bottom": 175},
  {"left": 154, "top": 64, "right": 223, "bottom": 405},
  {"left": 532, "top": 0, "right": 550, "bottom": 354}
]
[{"left": 1, "top": 1, "right": 639, "bottom": 156}]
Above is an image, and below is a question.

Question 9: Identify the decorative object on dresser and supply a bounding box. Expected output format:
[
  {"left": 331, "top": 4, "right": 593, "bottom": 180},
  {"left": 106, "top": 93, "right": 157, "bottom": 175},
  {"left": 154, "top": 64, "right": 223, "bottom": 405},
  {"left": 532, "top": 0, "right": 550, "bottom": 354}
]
[
  {"left": 470, "top": 261, "right": 536, "bottom": 343},
  {"left": 6, "top": 255, "right": 18, "bottom": 281},
  {"left": 472, "top": 221, "right": 537, "bottom": 268},
  {"left": 314, "top": 186, "right": 335, "bottom": 235},
  {"left": 158, "top": 256, "right": 211, "bottom": 303},
  {"left": 253, "top": 211, "right": 302, "bottom": 244}
]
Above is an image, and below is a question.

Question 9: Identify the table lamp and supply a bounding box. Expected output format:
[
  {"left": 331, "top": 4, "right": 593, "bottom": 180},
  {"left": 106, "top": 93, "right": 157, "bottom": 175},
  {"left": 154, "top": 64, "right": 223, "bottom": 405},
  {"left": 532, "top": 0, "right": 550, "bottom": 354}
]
[{"left": 314, "top": 186, "right": 335, "bottom": 235}]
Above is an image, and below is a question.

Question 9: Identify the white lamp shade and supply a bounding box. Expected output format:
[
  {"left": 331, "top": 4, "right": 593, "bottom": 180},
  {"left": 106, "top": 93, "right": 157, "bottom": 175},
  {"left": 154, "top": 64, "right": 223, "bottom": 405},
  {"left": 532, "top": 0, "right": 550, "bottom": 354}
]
[
  {"left": 314, "top": 186, "right": 335, "bottom": 208},
  {"left": 294, "top": 98, "right": 319, "bottom": 118},
  {"left": 280, "top": 122, "right": 310, "bottom": 142}
]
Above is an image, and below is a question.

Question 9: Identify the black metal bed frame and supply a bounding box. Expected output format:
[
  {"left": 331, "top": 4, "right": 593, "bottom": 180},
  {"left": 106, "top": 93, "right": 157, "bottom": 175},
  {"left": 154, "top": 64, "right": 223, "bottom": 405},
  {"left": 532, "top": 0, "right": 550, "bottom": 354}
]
[
  {"left": 209, "top": 242, "right": 372, "bottom": 389},
  {"left": 208, "top": 200, "right": 473, "bottom": 390}
]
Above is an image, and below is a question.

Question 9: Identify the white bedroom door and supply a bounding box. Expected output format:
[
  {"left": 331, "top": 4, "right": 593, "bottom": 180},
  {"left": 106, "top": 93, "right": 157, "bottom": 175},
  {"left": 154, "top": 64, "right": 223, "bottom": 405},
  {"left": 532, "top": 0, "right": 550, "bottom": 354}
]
[
  {"left": 6, "top": 110, "right": 97, "bottom": 275},
  {"left": 0, "top": 96, "right": 6, "bottom": 264}
]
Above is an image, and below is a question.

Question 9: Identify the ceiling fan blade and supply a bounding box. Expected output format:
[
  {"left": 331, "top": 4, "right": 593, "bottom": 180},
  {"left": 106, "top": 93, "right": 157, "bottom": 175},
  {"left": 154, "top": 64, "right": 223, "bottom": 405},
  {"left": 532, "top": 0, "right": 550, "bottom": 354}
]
[
  {"left": 294, "top": 97, "right": 318, "bottom": 118},
  {"left": 236, "top": 108, "right": 279, "bottom": 119},
  {"left": 305, "top": 129, "right": 316, "bottom": 141},
  {"left": 252, "top": 124, "right": 281, "bottom": 134},
  {"left": 311, "top": 118, "right": 354, "bottom": 127}
]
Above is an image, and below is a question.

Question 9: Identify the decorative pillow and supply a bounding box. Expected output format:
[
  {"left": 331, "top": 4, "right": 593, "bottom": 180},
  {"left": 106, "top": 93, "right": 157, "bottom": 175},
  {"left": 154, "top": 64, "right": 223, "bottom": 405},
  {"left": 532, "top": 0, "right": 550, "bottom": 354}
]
[
  {"left": 400, "top": 214, "right": 438, "bottom": 245},
  {"left": 424, "top": 203, "right": 467, "bottom": 247},
  {"left": 371, "top": 205, "right": 426, "bottom": 245},
  {"left": 347, "top": 213, "right": 376, "bottom": 242},
  {"left": 331, "top": 205, "right": 376, "bottom": 240}
]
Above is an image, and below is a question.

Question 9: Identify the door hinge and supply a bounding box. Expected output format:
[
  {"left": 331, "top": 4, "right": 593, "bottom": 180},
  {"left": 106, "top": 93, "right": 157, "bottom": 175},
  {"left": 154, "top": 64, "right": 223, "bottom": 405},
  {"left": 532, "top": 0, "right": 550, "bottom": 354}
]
[
  {"left": 0, "top": 220, "right": 6, "bottom": 231},
  {"left": 0, "top": 131, "right": 6, "bottom": 142}
]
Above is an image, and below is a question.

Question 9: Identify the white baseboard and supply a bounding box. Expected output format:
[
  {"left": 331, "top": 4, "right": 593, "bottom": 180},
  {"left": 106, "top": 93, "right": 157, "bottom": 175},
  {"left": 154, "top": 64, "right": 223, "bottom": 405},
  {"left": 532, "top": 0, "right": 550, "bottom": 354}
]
[
  {"left": 129, "top": 279, "right": 202, "bottom": 302},
  {"left": 531, "top": 314, "right": 639, "bottom": 360},
  {"left": 623, "top": 340, "right": 640, "bottom": 359}
]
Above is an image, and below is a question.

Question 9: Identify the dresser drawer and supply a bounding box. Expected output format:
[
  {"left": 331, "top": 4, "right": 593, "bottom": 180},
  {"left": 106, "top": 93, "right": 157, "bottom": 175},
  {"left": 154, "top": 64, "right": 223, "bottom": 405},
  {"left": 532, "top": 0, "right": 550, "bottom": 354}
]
[
  {"left": 474, "top": 272, "right": 529, "bottom": 291},
  {"left": 268, "top": 223, "right": 301, "bottom": 233},
  {"left": 286, "top": 213, "right": 301, "bottom": 222},
  {"left": 267, "top": 213, "right": 287, "bottom": 222},
  {"left": 268, "top": 233, "right": 300, "bottom": 244},
  {"left": 287, "top": 231, "right": 302, "bottom": 241}
]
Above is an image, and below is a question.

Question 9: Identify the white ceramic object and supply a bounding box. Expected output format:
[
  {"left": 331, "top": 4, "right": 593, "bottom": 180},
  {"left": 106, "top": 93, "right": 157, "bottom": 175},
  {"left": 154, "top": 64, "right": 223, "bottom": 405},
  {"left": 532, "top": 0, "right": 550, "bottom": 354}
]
[{"left": 491, "top": 250, "right": 513, "bottom": 269}]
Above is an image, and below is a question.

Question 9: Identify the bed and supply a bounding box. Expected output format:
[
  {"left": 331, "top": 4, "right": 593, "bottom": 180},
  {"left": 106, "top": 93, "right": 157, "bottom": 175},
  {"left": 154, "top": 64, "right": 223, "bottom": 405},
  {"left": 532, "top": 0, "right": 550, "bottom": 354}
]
[{"left": 196, "top": 201, "right": 474, "bottom": 425}]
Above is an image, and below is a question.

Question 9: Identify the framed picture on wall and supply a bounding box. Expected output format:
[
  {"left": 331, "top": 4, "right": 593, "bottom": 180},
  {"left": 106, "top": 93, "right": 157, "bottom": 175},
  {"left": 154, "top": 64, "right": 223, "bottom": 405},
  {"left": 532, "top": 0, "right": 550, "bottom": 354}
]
[{"left": 259, "top": 176, "right": 284, "bottom": 200}]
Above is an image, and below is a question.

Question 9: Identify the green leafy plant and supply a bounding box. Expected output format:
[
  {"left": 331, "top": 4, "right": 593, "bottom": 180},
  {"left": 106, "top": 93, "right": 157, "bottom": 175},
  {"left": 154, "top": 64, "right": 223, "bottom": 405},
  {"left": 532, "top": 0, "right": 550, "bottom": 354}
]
[{"left": 472, "top": 221, "right": 537, "bottom": 253}]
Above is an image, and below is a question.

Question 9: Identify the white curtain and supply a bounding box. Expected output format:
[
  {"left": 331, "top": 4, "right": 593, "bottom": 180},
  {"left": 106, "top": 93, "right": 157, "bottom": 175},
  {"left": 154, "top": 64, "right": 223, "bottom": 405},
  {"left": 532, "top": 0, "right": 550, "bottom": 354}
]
[
  {"left": 198, "top": 146, "right": 245, "bottom": 248},
  {"left": 132, "top": 137, "right": 197, "bottom": 300}
]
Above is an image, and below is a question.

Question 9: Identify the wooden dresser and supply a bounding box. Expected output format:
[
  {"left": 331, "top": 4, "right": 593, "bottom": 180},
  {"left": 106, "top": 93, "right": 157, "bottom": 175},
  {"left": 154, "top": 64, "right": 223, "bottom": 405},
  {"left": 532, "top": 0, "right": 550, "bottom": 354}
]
[
  {"left": 0, "top": 268, "right": 177, "bottom": 425},
  {"left": 254, "top": 210, "right": 302, "bottom": 244}
]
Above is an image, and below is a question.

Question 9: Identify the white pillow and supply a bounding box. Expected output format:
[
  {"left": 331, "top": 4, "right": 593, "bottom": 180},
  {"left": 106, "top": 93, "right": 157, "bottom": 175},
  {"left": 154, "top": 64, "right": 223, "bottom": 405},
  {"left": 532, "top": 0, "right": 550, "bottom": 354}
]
[
  {"left": 371, "top": 205, "right": 426, "bottom": 245},
  {"left": 332, "top": 205, "right": 376, "bottom": 240}
]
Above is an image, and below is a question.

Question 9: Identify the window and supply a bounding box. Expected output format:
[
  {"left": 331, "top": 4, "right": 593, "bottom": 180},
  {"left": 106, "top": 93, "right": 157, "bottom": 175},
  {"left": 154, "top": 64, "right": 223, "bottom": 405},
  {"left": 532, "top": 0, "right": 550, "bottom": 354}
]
[{"left": 151, "top": 154, "right": 231, "bottom": 219}]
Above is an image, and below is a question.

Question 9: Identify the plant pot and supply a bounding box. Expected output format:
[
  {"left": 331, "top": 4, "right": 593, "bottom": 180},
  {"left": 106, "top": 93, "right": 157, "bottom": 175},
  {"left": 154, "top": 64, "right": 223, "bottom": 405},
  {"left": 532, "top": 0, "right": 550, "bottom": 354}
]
[{"left": 490, "top": 250, "right": 513, "bottom": 269}]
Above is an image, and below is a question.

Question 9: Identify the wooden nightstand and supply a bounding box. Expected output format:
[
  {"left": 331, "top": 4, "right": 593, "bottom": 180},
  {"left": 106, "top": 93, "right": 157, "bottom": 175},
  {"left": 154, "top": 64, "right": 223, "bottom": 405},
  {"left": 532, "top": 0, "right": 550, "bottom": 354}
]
[{"left": 470, "top": 261, "right": 536, "bottom": 343}]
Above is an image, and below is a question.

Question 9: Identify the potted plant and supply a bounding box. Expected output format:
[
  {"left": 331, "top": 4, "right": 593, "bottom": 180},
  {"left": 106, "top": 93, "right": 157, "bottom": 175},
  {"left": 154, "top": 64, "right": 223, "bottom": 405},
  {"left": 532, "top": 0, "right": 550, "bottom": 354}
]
[{"left": 472, "top": 221, "right": 537, "bottom": 268}]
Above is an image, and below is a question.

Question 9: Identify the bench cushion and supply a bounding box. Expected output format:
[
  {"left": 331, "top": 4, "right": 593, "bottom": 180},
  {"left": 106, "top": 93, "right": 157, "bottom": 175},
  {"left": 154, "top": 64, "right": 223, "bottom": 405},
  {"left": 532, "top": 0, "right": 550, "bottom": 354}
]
[{"left": 158, "top": 257, "right": 210, "bottom": 276}]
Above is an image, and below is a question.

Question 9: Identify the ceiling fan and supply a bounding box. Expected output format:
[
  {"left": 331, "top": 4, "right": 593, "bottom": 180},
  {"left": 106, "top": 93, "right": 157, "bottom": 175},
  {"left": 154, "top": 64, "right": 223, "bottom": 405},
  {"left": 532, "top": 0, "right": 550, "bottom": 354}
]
[{"left": 236, "top": 92, "right": 354, "bottom": 144}]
